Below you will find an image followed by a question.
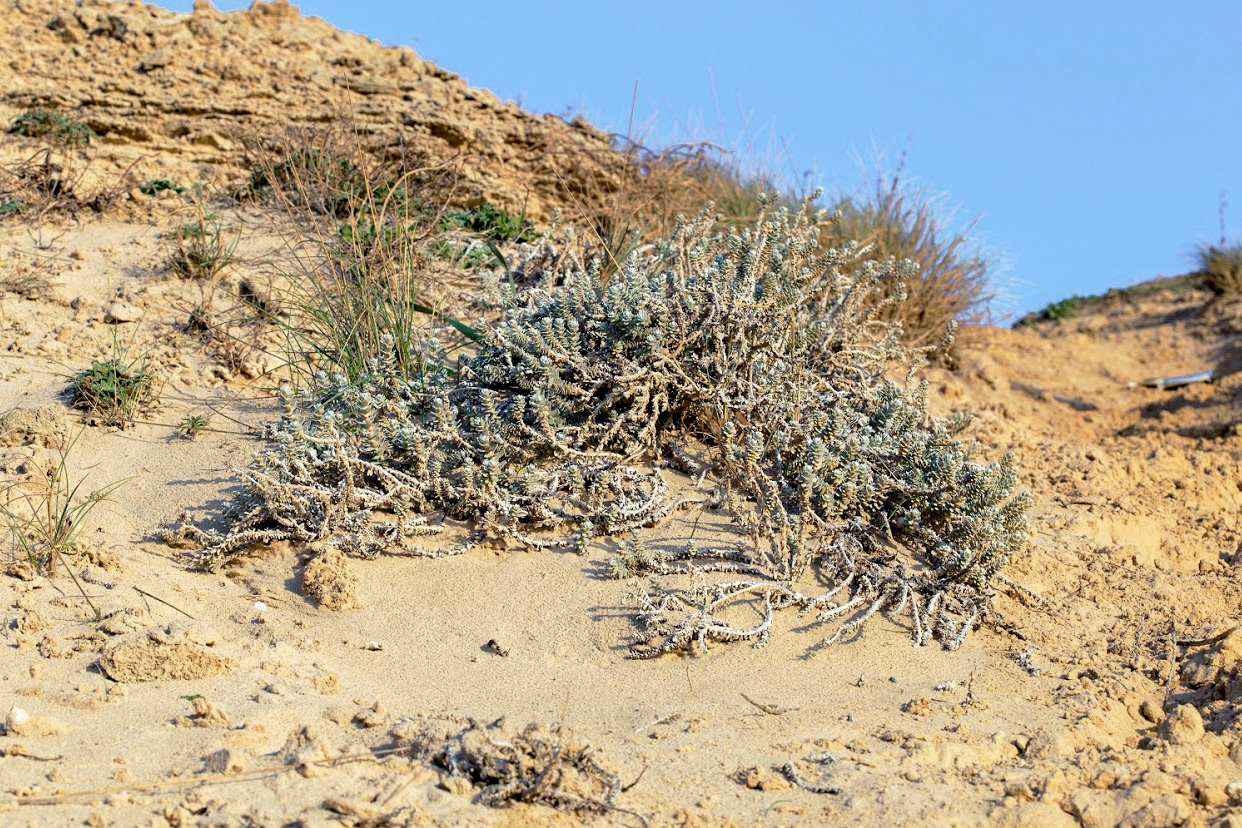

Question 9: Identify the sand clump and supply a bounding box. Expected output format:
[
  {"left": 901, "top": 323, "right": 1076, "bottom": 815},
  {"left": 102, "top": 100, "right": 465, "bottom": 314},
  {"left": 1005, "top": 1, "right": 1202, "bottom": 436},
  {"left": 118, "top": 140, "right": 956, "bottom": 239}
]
[
  {"left": 0, "top": 404, "right": 68, "bottom": 450},
  {"left": 97, "top": 626, "right": 237, "bottom": 682},
  {"left": 302, "top": 545, "right": 359, "bottom": 610},
  {"left": 3, "top": 706, "right": 66, "bottom": 737}
]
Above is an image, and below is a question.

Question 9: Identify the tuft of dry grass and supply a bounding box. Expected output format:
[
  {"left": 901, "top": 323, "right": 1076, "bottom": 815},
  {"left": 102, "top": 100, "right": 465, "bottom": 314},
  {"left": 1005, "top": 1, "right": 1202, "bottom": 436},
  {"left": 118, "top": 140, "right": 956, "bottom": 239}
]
[
  {"left": 1195, "top": 242, "right": 1242, "bottom": 295},
  {"left": 0, "top": 146, "right": 127, "bottom": 222},
  {"left": 0, "top": 263, "right": 54, "bottom": 300},
  {"left": 550, "top": 128, "right": 990, "bottom": 349},
  {"left": 548, "top": 136, "right": 790, "bottom": 278},
  {"left": 820, "top": 161, "right": 993, "bottom": 348}
]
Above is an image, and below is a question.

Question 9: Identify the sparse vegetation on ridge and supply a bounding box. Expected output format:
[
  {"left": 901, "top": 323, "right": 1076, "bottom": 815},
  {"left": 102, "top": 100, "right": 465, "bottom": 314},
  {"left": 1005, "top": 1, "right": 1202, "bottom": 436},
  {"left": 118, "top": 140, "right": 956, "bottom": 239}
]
[
  {"left": 1015, "top": 273, "right": 1207, "bottom": 325},
  {"left": 1195, "top": 242, "right": 1242, "bottom": 295}
]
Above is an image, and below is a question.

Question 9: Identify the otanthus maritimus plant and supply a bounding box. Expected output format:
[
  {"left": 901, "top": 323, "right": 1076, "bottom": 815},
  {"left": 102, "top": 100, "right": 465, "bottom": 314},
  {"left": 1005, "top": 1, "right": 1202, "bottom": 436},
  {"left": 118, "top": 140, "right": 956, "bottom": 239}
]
[{"left": 166, "top": 196, "right": 1028, "bottom": 654}]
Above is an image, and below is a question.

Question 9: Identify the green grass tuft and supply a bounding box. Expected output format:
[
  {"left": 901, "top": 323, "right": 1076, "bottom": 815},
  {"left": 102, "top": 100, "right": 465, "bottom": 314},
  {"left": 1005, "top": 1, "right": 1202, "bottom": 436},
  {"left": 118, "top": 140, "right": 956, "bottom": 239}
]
[
  {"left": 168, "top": 213, "right": 235, "bottom": 281},
  {"left": 2, "top": 430, "right": 124, "bottom": 601}
]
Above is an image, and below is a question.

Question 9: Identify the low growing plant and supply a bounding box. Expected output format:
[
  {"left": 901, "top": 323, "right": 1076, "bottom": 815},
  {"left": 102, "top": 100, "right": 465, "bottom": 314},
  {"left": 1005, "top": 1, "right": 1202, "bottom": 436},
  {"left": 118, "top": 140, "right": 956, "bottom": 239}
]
[
  {"left": 440, "top": 203, "right": 538, "bottom": 243},
  {"left": 140, "top": 179, "right": 186, "bottom": 196},
  {"left": 178, "top": 413, "right": 211, "bottom": 439},
  {"left": 168, "top": 213, "right": 235, "bottom": 281},
  {"left": 166, "top": 199, "right": 1029, "bottom": 655},
  {"left": 7, "top": 110, "right": 96, "bottom": 146},
  {"left": 69, "top": 333, "right": 156, "bottom": 427}
]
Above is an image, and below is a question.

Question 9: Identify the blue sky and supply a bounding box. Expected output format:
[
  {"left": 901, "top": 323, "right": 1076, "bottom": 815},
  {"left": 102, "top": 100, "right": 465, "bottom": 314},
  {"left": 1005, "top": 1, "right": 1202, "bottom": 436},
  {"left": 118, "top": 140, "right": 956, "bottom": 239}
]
[{"left": 162, "top": 1, "right": 1242, "bottom": 319}]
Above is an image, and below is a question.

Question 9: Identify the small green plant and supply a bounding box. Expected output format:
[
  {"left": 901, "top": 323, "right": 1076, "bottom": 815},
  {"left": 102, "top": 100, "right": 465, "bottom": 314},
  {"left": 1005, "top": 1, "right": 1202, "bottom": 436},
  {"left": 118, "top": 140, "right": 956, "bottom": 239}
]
[
  {"left": 168, "top": 213, "right": 235, "bottom": 281},
  {"left": 178, "top": 413, "right": 211, "bottom": 439},
  {"left": 1036, "top": 295, "right": 1095, "bottom": 320},
  {"left": 426, "top": 239, "right": 500, "bottom": 270},
  {"left": 1195, "top": 242, "right": 1242, "bottom": 295},
  {"left": 69, "top": 333, "right": 156, "bottom": 427},
  {"left": 8, "top": 110, "right": 96, "bottom": 146},
  {"left": 140, "top": 179, "right": 186, "bottom": 196},
  {"left": 440, "top": 203, "right": 538, "bottom": 243},
  {"left": 2, "top": 431, "right": 123, "bottom": 616},
  {"left": 0, "top": 198, "right": 27, "bottom": 216}
]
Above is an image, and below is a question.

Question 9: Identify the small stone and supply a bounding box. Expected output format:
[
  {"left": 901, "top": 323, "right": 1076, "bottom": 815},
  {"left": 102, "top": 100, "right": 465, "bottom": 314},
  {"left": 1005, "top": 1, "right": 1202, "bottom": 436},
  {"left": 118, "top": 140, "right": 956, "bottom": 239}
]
[
  {"left": 903, "top": 698, "right": 931, "bottom": 716},
  {"left": 5, "top": 706, "right": 30, "bottom": 732},
  {"left": 137, "top": 49, "right": 169, "bottom": 73},
  {"left": 738, "top": 766, "right": 790, "bottom": 791},
  {"left": 1195, "top": 778, "right": 1228, "bottom": 807},
  {"left": 1024, "top": 727, "right": 1072, "bottom": 760},
  {"left": 1139, "top": 698, "right": 1163, "bottom": 724},
  {"left": 104, "top": 302, "right": 142, "bottom": 324},
  {"left": 352, "top": 702, "right": 387, "bottom": 729},
  {"left": 16, "top": 609, "right": 50, "bottom": 634},
  {"left": 202, "top": 748, "right": 247, "bottom": 775}
]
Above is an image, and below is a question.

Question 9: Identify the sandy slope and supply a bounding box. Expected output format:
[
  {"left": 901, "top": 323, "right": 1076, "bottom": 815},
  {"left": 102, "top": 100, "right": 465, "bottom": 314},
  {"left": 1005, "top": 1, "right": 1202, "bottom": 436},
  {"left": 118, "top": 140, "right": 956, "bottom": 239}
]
[{"left": 3, "top": 3, "right": 1242, "bottom": 828}]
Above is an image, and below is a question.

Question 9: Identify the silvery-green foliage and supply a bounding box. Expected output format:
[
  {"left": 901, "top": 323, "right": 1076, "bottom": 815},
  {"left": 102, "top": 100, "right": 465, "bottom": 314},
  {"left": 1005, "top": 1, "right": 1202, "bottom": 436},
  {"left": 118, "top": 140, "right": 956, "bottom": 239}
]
[{"left": 165, "top": 196, "right": 1029, "bottom": 653}]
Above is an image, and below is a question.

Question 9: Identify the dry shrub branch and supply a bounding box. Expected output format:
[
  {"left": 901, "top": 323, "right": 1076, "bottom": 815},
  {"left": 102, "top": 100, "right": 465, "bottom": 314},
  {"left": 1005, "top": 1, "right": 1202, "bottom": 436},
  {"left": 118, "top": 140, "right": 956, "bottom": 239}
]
[{"left": 397, "top": 715, "right": 623, "bottom": 816}]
